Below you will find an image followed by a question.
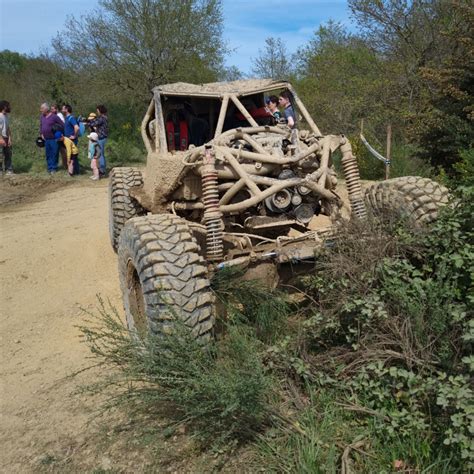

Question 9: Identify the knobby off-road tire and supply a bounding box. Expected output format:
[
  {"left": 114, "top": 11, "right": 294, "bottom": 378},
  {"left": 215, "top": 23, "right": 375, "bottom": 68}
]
[
  {"left": 109, "top": 167, "right": 144, "bottom": 252},
  {"left": 118, "top": 214, "right": 215, "bottom": 342},
  {"left": 364, "top": 176, "right": 450, "bottom": 226}
]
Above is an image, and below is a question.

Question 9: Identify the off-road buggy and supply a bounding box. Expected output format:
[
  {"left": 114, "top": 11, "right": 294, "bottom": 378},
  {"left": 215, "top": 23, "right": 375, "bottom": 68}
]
[{"left": 109, "top": 79, "right": 449, "bottom": 341}]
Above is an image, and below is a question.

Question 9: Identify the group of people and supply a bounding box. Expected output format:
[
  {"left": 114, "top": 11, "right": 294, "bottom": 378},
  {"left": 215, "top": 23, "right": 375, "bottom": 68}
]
[
  {"left": 265, "top": 91, "right": 297, "bottom": 128},
  {"left": 38, "top": 102, "right": 108, "bottom": 179}
]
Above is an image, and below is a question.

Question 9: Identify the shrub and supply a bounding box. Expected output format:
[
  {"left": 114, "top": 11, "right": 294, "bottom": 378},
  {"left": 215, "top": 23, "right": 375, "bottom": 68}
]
[
  {"left": 262, "top": 187, "right": 472, "bottom": 470},
  {"left": 79, "top": 298, "right": 274, "bottom": 448},
  {"left": 9, "top": 116, "right": 45, "bottom": 173},
  {"left": 212, "top": 267, "right": 291, "bottom": 342},
  {"left": 296, "top": 188, "right": 474, "bottom": 468}
]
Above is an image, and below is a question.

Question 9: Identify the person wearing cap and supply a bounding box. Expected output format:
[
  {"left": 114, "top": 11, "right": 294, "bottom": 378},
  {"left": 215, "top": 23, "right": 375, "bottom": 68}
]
[
  {"left": 88, "top": 132, "right": 101, "bottom": 180},
  {"left": 87, "top": 112, "right": 97, "bottom": 133}
]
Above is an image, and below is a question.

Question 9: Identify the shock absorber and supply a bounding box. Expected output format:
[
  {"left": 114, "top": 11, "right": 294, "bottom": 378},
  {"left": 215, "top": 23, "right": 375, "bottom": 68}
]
[
  {"left": 340, "top": 139, "right": 367, "bottom": 219},
  {"left": 201, "top": 146, "right": 224, "bottom": 261}
]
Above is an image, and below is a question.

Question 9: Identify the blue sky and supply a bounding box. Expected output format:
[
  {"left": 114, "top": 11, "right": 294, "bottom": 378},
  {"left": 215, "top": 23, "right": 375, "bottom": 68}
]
[{"left": 0, "top": 0, "right": 352, "bottom": 73}]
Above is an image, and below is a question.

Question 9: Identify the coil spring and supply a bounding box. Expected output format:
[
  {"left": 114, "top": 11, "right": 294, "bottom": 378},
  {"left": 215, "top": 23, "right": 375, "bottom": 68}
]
[
  {"left": 202, "top": 171, "right": 224, "bottom": 261},
  {"left": 341, "top": 154, "right": 367, "bottom": 219}
]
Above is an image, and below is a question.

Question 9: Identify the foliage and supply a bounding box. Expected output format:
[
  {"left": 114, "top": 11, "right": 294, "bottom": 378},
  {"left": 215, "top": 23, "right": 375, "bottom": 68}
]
[
  {"left": 0, "top": 51, "right": 73, "bottom": 116},
  {"left": 265, "top": 188, "right": 473, "bottom": 471},
  {"left": 52, "top": 0, "right": 226, "bottom": 103},
  {"left": 251, "top": 37, "right": 294, "bottom": 80},
  {"left": 212, "top": 267, "right": 291, "bottom": 342},
  {"left": 295, "top": 21, "right": 393, "bottom": 136},
  {"left": 79, "top": 301, "right": 273, "bottom": 447},
  {"left": 452, "top": 148, "right": 474, "bottom": 187},
  {"left": 349, "top": 134, "right": 433, "bottom": 180},
  {"left": 258, "top": 389, "right": 365, "bottom": 473},
  {"left": 0, "top": 50, "right": 27, "bottom": 74},
  {"left": 348, "top": 0, "right": 474, "bottom": 171},
  {"left": 8, "top": 116, "right": 45, "bottom": 173}
]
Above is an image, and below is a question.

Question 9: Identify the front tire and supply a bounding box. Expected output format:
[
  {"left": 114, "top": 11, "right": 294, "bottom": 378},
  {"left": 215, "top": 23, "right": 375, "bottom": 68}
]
[{"left": 118, "top": 214, "right": 215, "bottom": 342}]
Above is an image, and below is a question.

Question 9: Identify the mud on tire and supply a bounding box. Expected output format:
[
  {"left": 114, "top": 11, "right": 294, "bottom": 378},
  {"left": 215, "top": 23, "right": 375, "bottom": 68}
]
[
  {"left": 118, "top": 214, "right": 215, "bottom": 342},
  {"left": 364, "top": 176, "right": 450, "bottom": 226},
  {"left": 109, "top": 167, "right": 144, "bottom": 251}
]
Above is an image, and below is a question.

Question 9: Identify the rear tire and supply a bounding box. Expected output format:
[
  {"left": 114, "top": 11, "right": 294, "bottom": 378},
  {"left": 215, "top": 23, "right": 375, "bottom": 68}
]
[
  {"left": 118, "top": 214, "right": 215, "bottom": 342},
  {"left": 109, "top": 167, "right": 144, "bottom": 251},
  {"left": 364, "top": 176, "right": 449, "bottom": 226}
]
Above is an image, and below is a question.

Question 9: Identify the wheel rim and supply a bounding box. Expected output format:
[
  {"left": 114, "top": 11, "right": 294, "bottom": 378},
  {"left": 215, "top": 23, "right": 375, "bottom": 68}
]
[{"left": 126, "top": 260, "right": 148, "bottom": 337}]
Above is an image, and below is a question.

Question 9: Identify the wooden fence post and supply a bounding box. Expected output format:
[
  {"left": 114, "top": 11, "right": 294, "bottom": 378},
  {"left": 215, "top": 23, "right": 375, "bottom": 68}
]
[{"left": 385, "top": 123, "right": 392, "bottom": 180}]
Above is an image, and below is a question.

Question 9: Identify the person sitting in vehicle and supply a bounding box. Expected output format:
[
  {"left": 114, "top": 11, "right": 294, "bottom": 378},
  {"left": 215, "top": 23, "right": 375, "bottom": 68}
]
[
  {"left": 183, "top": 103, "right": 209, "bottom": 147},
  {"left": 278, "top": 91, "right": 296, "bottom": 128},
  {"left": 266, "top": 95, "right": 281, "bottom": 121}
]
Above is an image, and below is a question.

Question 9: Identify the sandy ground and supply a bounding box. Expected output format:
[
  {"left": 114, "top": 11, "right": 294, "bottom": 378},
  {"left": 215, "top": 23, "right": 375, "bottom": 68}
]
[
  {"left": 0, "top": 177, "right": 247, "bottom": 473},
  {"left": 0, "top": 175, "right": 358, "bottom": 472},
  {"left": 0, "top": 178, "right": 126, "bottom": 472}
]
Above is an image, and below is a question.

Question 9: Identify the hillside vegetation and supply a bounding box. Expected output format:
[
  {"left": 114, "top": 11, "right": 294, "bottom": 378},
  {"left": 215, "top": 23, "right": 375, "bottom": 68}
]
[
  {"left": 1, "top": 1, "right": 472, "bottom": 471},
  {"left": 0, "top": 0, "right": 472, "bottom": 179},
  {"left": 82, "top": 184, "right": 473, "bottom": 472}
]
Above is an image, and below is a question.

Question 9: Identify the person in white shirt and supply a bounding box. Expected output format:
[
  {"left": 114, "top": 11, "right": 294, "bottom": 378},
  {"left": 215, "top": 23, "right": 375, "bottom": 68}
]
[
  {"left": 0, "top": 100, "right": 13, "bottom": 174},
  {"left": 51, "top": 104, "right": 65, "bottom": 123}
]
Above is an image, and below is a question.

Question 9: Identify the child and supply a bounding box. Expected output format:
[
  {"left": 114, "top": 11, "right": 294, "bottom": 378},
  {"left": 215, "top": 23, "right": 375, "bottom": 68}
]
[
  {"left": 88, "top": 132, "right": 100, "bottom": 180},
  {"left": 54, "top": 130, "right": 79, "bottom": 176}
]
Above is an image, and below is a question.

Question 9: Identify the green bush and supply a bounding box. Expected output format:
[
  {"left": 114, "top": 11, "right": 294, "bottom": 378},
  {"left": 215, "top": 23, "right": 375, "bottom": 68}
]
[
  {"left": 79, "top": 300, "right": 274, "bottom": 448},
  {"left": 9, "top": 116, "right": 45, "bottom": 173},
  {"left": 104, "top": 136, "right": 145, "bottom": 168},
  {"left": 76, "top": 186, "right": 472, "bottom": 470},
  {"left": 274, "top": 188, "right": 473, "bottom": 470},
  {"left": 348, "top": 134, "right": 433, "bottom": 181},
  {"left": 212, "top": 267, "right": 291, "bottom": 342}
]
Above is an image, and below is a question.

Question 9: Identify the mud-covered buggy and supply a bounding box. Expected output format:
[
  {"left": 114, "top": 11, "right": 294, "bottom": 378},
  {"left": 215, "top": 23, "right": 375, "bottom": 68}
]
[{"left": 109, "top": 79, "right": 449, "bottom": 341}]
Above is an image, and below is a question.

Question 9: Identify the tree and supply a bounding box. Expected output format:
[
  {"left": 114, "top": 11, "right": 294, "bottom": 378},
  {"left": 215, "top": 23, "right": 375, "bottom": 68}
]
[
  {"left": 220, "top": 65, "right": 244, "bottom": 82},
  {"left": 52, "top": 0, "right": 226, "bottom": 103},
  {"left": 0, "top": 50, "right": 27, "bottom": 74},
  {"left": 252, "top": 37, "right": 293, "bottom": 80},
  {"left": 349, "top": 0, "right": 474, "bottom": 169},
  {"left": 294, "top": 22, "right": 390, "bottom": 135}
]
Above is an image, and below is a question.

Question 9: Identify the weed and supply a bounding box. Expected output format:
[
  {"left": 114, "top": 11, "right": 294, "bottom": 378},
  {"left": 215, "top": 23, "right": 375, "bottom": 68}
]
[
  {"left": 78, "top": 299, "right": 274, "bottom": 448},
  {"left": 39, "top": 453, "right": 57, "bottom": 465},
  {"left": 212, "top": 266, "right": 292, "bottom": 342}
]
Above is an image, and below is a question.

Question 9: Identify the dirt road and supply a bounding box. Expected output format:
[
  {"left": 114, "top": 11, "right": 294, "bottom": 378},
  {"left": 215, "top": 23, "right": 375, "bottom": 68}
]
[
  {"left": 0, "top": 177, "right": 228, "bottom": 473},
  {"left": 0, "top": 176, "right": 355, "bottom": 472},
  {"left": 0, "top": 178, "right": 126, "bottom": 472}
]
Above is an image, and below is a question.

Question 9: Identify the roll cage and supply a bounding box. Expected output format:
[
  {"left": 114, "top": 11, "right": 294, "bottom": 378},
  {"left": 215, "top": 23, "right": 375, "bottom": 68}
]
[{"left": 141, "top": 79, "right": 323, "bottom": 155}]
